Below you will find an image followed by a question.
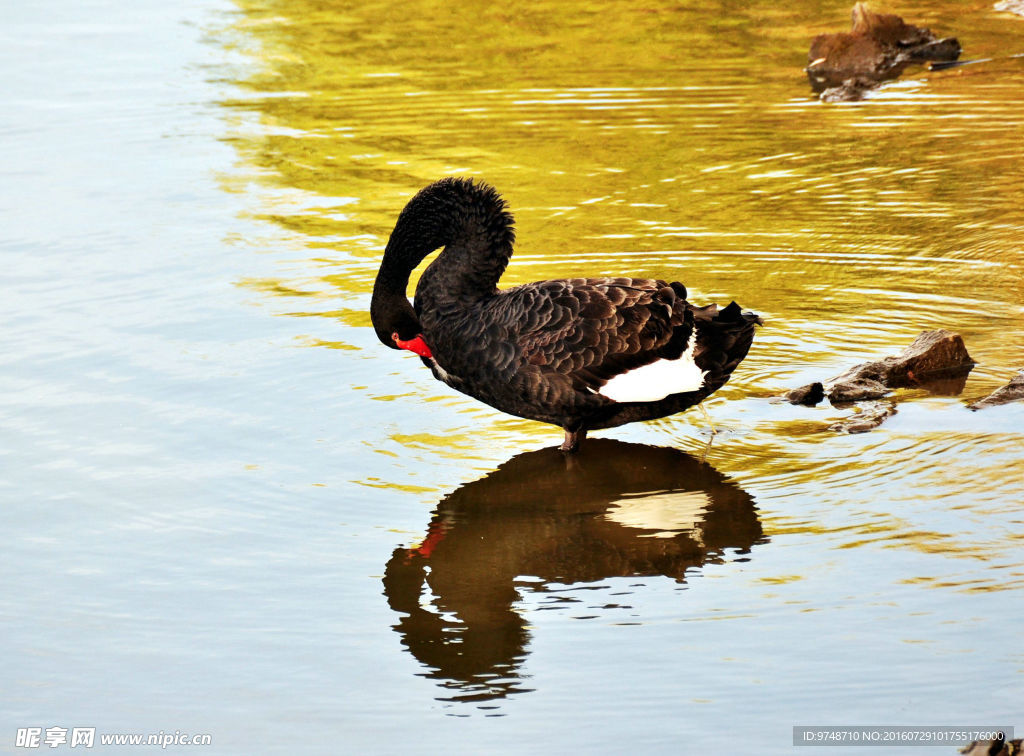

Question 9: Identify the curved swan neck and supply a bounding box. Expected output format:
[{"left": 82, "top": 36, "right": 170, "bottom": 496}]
[
  {"left": 370, "top": 271, "right": 419, "bottom": 347},
  {"left": 380, "top": 177, "right": 515, "bottom": 300}
]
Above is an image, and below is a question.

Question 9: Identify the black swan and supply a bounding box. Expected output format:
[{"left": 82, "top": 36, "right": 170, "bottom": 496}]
[{"left": 370, "top": 177, "right": 761, "bottom": 451}]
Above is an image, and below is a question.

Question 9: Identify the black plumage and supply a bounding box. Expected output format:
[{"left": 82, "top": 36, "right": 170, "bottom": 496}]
[{"left": 370, "top": 177, "right": 761, "bottom": 451}]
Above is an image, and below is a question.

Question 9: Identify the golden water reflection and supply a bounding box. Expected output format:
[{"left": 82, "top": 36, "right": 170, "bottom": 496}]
[
  {"left": 382, "top": 439, "right": 763, "bottom": 703},
  {"left": 219, "top": 0, "right": 1024, "bottom": 596},
  {"left": 222, "top": 0, "right": 1024, "bottom": 376}
]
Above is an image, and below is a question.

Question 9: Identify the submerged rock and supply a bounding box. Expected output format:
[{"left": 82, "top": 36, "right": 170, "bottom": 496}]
[
  {"left": 827, "top": 376, "right": 890, "bottom": 402},
  {"left": 828, "top": 401, "right": 897, "bottom": 433},
  {"left": 968, "top": 369, "right": 1024, "bottom": 409},
  {"left": 807, "top": 2, "right": 961, "bottom": 100},
  {"left": 820, "top": 76, "right": 878, "bottom": 103},
  {"left": 776, "top": 330, "right": 976, "bottom": 431},
  {"left": 782, "top": 381, "right": 825, "bottom": 406},
  {"left": 824, "top": 329, "right": 975, "bottom": 402}
]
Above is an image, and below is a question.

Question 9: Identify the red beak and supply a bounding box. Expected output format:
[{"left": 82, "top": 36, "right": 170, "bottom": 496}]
[{"left": 392, "top": 333, "right": 433, "bottom": 359}]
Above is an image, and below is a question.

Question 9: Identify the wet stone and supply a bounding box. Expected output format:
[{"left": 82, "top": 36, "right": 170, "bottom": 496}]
[
  {"left": 782, "top": 381, "right": 825, "bottom": 406},
  {"left": 826, "top": 329, "right": 975, "bottom": 395},
  {"left": 827, "top": 376, "right": 889, "bottom": 403},
  {"left": 777, "top": 330, "right": 977, "bottom": 432},
  {"left": 806, "top": 2, "right": 961, "bottom": 100},
  {"left": 828, "top": 402, "right": 897, "bottom": 434},
  {"left": 820, "top": 76, "right": 879, "bottom": 102},
  {"left": 968, "top": 369, "right": 1024, "bottom": 410}
]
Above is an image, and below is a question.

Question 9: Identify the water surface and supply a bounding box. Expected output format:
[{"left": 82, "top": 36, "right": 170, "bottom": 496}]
[{"left": 2, "top": 0, "right": 1022, "bottom": 752}]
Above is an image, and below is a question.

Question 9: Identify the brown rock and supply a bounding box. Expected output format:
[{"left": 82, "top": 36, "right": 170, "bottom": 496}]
[
  {"left": 807, "top": 3, "right": 960, "bottom": 98},
  {"left": 850, "top": 3, "right": 930, "bottom": 45},
  {"left": 910, "top": 38, "right": 964, "bottom": 62},
  {"left": 826, "top": 329, "right": 975, "bottom": 393},
  {"left": 777, "top": 330, "right": 976, "bottom": 427},
  {"left": 829, "top": 401, "right": 897, "bottom": 433},
  {"left": 969, "top": 369, "right": 1024, "bottom": 409},
  {"left": 783, "top": 382, "right": 825, "bottom": 406},
  {"left": 820, "top": 76, "right": 879, "bottom": 102},
  {"left": 827, "top": 377, "right": 890, "bottom": 402}
]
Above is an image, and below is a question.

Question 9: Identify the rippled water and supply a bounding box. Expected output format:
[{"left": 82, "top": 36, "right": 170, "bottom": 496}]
[{"left": 2, "top": 0, "right": 1022, "bottom": 752}]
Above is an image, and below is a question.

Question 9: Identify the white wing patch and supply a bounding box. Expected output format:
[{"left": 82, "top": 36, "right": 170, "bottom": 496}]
[{"left": 598, "top": 329, "right": 705, "bottom": 403}]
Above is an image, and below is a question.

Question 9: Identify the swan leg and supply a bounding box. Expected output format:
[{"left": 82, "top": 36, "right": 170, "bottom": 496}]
[
  {"left": 560, "top": 428, "right": 586, "bottom": 452},
  {"left": 697, "top": 403, "right": 717, "bottom": 436}
]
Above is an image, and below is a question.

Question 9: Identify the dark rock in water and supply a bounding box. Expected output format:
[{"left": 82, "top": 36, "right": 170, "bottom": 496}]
[
  {"left": 968, "top": 369, "right": 1024, "bottom": 409},
  {"left": 807, "top": 2, "right": 960, "bottom": 99},
  {"left": 776, "top": 330, "right": 976, "bottom": 431},
  {"left": 783, "top": 381, "right": 825, "bottom": 406},
  {"left": 828, "top": 376, "right": 890, "bottom": 402},
  {"left": 887, "top": 329, "right": 975, "bottom": 385},
  {"left": 848, "top": 2, "right": 933, "bottom": 45},
  {"left": 820, "top": 76, "right": 879, "bottom": 102},
  {"left": 825, "top": 329, "right": 975, "bottom": 400},
  {"left": 908, "top": 37, "right": 963, "bottom": 62},
  {"left": 829, "top": 401, "right": 897, "bottom": 433},
  {"left": 959, "top": 736, "right": 1022, "bottom": 756}
]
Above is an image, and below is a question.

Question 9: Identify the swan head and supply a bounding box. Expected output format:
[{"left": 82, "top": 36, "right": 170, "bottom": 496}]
[{"left": 370, "top": 292, "right": 421, "bottom": 350}]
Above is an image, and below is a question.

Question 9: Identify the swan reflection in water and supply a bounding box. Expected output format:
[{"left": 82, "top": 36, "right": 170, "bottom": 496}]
[{"left": 382, "top": 439, "right": 764, "bottom": 704}]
